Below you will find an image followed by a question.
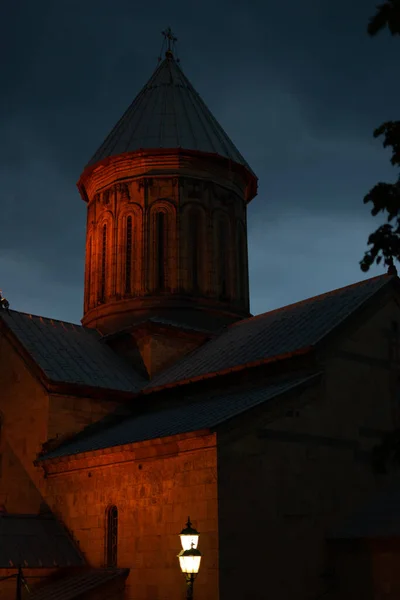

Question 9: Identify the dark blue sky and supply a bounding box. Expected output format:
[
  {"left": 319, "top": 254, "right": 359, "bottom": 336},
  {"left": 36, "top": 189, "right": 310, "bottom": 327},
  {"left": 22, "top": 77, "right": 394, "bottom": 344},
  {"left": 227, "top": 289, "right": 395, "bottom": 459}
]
[{"left": 1, "top": 0, "right": 398, "bottom": 322}]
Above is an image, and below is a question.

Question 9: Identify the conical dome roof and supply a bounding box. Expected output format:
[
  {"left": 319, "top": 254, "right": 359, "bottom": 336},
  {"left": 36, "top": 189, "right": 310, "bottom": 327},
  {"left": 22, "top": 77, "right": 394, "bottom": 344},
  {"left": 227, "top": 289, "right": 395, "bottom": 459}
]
[{"left": 87, "top": 52, "right": 254, "bottom": 174}]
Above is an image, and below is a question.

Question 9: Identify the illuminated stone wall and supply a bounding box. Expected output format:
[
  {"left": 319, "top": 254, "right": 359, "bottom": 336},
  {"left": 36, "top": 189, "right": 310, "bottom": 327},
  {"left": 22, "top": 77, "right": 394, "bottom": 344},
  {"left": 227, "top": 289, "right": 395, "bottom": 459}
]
[
  {"left": 80, "top": 151, "right": 251, "bottom": 335},
  {"left": 43, "top": 432, "right": 219, "bottom": 600}
]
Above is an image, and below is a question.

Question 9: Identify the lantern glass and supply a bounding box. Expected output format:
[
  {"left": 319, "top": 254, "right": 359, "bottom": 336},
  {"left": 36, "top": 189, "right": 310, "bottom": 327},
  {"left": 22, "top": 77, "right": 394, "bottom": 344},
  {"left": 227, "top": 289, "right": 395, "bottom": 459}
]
[
  {"left": 179, "top": 553, "right": 202, "bottom": 574},
  {"left": 180, "top": 533, "right": 199, "bottom": 551}
]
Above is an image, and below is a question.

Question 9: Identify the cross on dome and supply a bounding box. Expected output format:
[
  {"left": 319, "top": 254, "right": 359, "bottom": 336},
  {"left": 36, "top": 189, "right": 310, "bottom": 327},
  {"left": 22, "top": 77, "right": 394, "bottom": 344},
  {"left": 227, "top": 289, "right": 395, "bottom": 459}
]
[{"left": 161, "top": 27, "right": 177, "bottom": 54}]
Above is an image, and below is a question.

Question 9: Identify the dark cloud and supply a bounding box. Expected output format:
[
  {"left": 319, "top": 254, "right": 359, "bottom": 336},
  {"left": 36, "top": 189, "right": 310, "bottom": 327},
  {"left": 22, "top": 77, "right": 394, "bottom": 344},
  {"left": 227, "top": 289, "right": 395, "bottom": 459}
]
[{"left": 0, "top": 0, "right": 397, "bottom": 323}]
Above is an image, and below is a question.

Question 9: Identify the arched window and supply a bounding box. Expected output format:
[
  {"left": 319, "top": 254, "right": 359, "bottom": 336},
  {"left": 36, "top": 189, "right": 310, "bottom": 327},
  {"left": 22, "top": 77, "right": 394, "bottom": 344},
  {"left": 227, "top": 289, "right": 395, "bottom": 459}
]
[
  {"left": 106, "top": 505, "right": 118, "bottom": 568},
  {"left": 85, "top": 235, "right": 92, "bottom": 310},
  {"left": 156, "top": 212, "right": 166, "bottom": 291},
  {"left": 217, "top": 219, "right": 229, "bottom": 300},
  {"left": 125, "top": 216, "right": 132, "bottom": 294},
  {"left": 236, "top": 224, "right": 247, "bottom": 305},
  {"left": 189, "top": 211, "right": 200, "bottom": 291},
  {"left": 100, "top": 224, "right": 107, "bottom": 302}
]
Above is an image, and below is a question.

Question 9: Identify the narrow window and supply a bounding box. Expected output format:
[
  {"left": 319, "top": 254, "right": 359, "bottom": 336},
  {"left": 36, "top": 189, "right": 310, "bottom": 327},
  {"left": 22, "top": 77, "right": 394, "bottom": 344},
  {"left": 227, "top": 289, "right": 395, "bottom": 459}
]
[
  {"left": 86, "top": 236, "right": 92, "bottom": 309},
  {"left": 156, "top": 212, "right": 166, "bottom": 290},
  {"left": 218, "top": 220, "right": 228, "bottom": 299},
  {"left": 125, "top": 216, "right": 132, "bottom": 294},
  {"left": 237, "top": 226, "right": 246, "bottom": 304},
  {"left": 106, "top": 505, "right": 118, "bottom": 568},
  {"left": 100, "top": 224, "right": 107, "bottom": 302},
  {"left": 189, "top": 212, "right": 200, "bottom": 291}
]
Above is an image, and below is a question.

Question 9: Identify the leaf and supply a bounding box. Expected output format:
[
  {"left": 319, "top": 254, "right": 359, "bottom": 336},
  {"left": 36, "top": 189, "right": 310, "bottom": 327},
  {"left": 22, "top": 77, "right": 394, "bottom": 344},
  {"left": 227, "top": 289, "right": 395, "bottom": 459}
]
[{"left": 368, "top": 0, "right": 400, "bottom": 36}]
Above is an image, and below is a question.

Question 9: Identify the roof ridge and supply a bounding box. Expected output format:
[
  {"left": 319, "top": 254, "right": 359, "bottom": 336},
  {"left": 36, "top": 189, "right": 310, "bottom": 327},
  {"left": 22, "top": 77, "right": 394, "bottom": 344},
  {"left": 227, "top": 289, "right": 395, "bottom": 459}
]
[
  {"left": 233, "top": 274, "right": 391, "bottom": 328},
  {"left": 1, "top": 309, "right": 84, "bottom": 330}
]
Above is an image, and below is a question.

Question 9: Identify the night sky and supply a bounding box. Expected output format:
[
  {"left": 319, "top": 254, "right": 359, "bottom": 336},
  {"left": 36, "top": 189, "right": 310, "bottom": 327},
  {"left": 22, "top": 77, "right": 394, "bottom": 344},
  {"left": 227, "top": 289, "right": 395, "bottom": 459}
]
[{"left": 1, "top": 0, "right": 398, "bottom": 323}]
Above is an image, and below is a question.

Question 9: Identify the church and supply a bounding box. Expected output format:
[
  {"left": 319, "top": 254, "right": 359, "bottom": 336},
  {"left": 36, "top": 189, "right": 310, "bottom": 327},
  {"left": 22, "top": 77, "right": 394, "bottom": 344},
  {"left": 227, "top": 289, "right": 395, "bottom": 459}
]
[{"left": 1, "top": 29, "right": 400, "bottom": 600}]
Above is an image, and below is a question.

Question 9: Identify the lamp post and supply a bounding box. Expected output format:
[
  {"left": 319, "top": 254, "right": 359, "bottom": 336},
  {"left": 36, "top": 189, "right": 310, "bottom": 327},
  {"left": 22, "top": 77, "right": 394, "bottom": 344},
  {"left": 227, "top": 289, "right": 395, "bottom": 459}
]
[
  {"left": 177, "top": 517, "right": 202, "bottom": 600},
  {"left": 0, "top": 566, "right": 29, "bottom": 599}
]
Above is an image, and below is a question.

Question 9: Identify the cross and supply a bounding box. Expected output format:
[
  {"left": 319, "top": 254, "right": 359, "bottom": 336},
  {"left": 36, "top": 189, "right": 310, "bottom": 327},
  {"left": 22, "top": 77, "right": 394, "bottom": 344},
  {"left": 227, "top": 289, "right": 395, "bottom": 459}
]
[{"left": 161, "top": 27, "right": 177, "bottom": 53}]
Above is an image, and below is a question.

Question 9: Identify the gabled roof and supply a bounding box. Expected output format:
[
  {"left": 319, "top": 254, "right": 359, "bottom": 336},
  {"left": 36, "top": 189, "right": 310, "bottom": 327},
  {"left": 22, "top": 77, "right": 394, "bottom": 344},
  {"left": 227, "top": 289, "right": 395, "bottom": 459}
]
[
  {"left": 29, "top": 568, "right": 129, "bottom": 600},
  {"left": 38, "top": 372, "right": 320, "bottom": 461},
  {"left": 0, "top": 310, "right": 146, "bottom": 394},
  {"left": 0, "top": 513, "right": 85, "bottom": 568},
  {"left": 145, "top": 274, "right": 395, "bottom": 391},
  {"left": 87, "top": 52, "right": 255, "bottom": 175},
  {"left": 1, "top": 275, "right": 395, "bottom": 398}
]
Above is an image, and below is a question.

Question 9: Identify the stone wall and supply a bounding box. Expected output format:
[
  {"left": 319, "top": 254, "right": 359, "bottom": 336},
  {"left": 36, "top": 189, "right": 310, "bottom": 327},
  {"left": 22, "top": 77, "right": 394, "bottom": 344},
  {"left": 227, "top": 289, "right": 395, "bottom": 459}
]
[
  {"left": 217, "top": 293, "right": 400, "bottom": 600},
  {"left": 42, "top": 432, "right": 219, "bottom": 600},
  {"left": 0, "top": 330, "right": 123, "bottom": 513},
  {"left": 47, "top": 393, "right": 121, "bottom": 442},
  {"left": 81, "top": 150, "right": 252, "bottom": 334},
  {"left": 0, "top": 332, "right": 48, "bottom": 512}
]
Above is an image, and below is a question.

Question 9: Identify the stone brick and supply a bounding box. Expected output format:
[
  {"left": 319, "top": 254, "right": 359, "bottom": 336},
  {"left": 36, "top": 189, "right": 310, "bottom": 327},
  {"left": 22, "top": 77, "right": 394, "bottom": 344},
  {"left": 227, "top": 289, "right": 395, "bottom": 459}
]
[
  {"left": 217, "top": 293, "right": 400, "bottom": 600},
  {"left": 41, "top": 433, "right": 218, "bottom": 600}
]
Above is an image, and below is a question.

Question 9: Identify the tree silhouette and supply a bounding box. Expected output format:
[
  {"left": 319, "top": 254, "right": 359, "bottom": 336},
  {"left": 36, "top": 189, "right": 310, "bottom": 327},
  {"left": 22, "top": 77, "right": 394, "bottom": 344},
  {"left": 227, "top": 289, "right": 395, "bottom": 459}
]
[
  {"left": 361, "top": 0, "right": 400, "bottom": 273},
  {"left": 368, "top": 0, "right": 400, "bottom": 35},
  {"left": 361, "top": 2, "right": 400, "bottom": 474}
]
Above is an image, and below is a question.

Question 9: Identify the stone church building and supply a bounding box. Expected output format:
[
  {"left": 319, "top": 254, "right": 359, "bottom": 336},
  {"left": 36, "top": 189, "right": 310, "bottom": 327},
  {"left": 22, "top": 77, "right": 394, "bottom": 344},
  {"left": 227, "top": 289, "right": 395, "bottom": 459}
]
[{"left": 1, "top": 33, "right": 400, "bottom": 600}]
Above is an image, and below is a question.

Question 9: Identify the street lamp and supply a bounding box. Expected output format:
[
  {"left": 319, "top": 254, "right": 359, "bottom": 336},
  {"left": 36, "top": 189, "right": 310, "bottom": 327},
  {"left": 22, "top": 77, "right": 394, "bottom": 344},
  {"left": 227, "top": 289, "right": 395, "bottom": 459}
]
[
  {"left": 0, "top": 565, "right": 29, "bottom": 599},
  {"left": 178, "top": 517, "right": 202, "bottom": 600}
]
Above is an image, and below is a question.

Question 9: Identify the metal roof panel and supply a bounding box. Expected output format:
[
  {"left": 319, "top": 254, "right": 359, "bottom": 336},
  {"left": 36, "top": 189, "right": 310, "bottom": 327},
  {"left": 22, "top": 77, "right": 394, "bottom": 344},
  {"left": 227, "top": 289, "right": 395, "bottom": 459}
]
[
  {"left": 0, "top": 310, "right": 145, "bottom": 393},
  {"left": 87, "top": 54, "right": 255, "bottom": 175},
  {"left": 147, "top": 275, "right": 392, "bottom": 390},
  {"left": 39, "top": 372, "right": 320, "bottom": 460},
  {"left": 29, "top": 568, "right": 129, "bottom": 600},
  {"left": 0, "top": 514, "right": 84, "bottom": 568}
]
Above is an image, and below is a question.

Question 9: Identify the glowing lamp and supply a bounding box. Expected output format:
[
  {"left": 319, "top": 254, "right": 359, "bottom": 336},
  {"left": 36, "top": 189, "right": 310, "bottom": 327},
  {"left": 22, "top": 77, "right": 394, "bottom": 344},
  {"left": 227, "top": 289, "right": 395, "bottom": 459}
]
[
  {"left": 177, "top": 517, "right": 202, "bottom": 599},
  {"left": 179, "top": 517, "right": 199, "bottom": 550},
  {"left": 178, "top": 546, "right": 202, "bottom": 574}
]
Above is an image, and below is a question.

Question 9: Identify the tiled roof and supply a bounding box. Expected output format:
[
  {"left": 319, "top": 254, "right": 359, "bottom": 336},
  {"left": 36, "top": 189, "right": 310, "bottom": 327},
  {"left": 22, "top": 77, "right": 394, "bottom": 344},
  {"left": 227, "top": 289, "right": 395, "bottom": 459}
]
[
  {"left": 329, "top": 479, "right": 400, "bottom": 539},
  {"left": 29, "top": 568, "right": 129, "bottom": 600},
  {"left": 0, "top": 513, "right": 85, "bottom": 568},
  {"left": 87, "top": 52, "right": 255, "bottom": 175},
  {"left": 39, "top": 373, "right": 320, "bottom": 461},
  {"left": 146, "top": 275, "right": 394, "bottom": 390},
  {"left": 0, "top": 310, "right": 146, "bottom": 393}
]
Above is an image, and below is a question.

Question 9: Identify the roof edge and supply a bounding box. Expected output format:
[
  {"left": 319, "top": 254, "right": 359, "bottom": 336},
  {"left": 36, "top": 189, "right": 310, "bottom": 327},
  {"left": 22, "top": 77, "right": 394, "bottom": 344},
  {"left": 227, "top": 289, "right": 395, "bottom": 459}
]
[
  {"left": 78, "top": 147, "right": 258, "bottom": 203},
  {"left": 36, "top": 428, "right": 214, "bottom": 466},
  {"left": 235, "top": 274, "right": 395, "bottom": 328},
  {"left": 141, "top": 345, "right": 314, "bottom": 395}
]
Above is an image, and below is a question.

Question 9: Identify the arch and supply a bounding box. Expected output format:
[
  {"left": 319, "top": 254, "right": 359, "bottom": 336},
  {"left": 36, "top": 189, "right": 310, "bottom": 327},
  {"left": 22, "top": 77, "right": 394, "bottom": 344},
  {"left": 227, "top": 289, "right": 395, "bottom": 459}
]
[
  {"left": 236, "top": 221, "right": 248, "bottom": 307},
  {"left": 213, "top": 211, "right": 232, "bottom": 301},
  {"left": 156, "top": 212, "right": 166, "bottom": 290},
  {"left": 181, "top": 204, "right": 206, "bottom": 293},
  {"left": 117, "top": 205, "right": 143, "bottom": 297},
  {"left": 105, "top": 505, "right": 118, "bottom": 568},
  {"left": 125, "top": 215, "right": 133, "bottom": 294},
  {"left": 96, "top": 211, "right": 115, "bottom": 303},
  {"left": 100, "top": 223, "right": 107, "bottom": 303},
  {"left": 84, "top": 234, "right": 92, "bottom": 311},
  {"left": 148, "top": 200, "right": 177, "bottom": 293}
]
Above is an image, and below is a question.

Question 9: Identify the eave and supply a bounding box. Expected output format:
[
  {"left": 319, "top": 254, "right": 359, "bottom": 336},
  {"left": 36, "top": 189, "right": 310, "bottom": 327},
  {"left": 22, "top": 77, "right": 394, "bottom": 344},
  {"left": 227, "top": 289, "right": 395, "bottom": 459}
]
[{"left": 77, "top": 147, "right": 258, "bottom": 204}]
